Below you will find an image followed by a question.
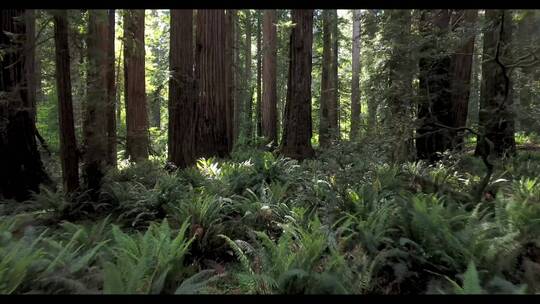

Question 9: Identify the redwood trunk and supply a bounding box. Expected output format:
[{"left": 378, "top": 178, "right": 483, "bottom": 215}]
[
  {"left": 449, "top": 10, "right": 478, "bottom": 149},
  {"left": 475, "top": 10, "right": 516, "bottom": 158},
  {"left": 416, "top": 10, "right": 453, "bottom": 162},
  {"left": 225, "top": 10, "right": 235, "bottom": 148},
  {"left": 329, "top": 9, "right": 339, "bottom": 139},
  {"left": 124, "top": 10, "right": 149, "bottom": 162},
  {"left": 350, "top": 9, "right": 361, "bottom": 140},
  {"left": 256, "top": 11, "right": 262, "bottom": 138},
  {"left": 169, "top": 9, "right": 196, "bottom": 168},
  {"left": 281, "top": 10, "right": 315, "bottom": 160},
  {"left": 319, "top": 10, "right": 332, "bottom": 148},
  {"left": 244, "top": 11, "right": 254, "bottom": 141},
  {"left": 194, "top": 10, "right": 231, "bottom": 159},
  {"left": 262, "top": 9, "right": 278, "bottom": 145},
  {"left": 84, "top": 10, "right": 109, "bottom": 195},
  {"left": 54, "top": 10, "right": 80, "bottom": 194},
  {"left": 0, "top": 9, "right": 48, "bottom": 201},
  {"left": 106, "top": 9, "right": 117, "bottom": 167}
]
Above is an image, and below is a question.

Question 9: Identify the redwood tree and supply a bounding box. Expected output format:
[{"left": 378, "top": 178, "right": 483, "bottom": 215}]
[
  {"left": 448, "top": 10, "right": 478, "bottom": 149},
  {"left": 124, "top": 9, "right": 149, "bottom": 161},
  {"left": 350, "top": 9, "right": 361, "bottom": 140},
  {"left": 262, "top": 9, "right": 278, "bottom": 145},
  {"left": 416, "top": 10, "right": 453, "bottom": 162},
  {"left": 0, "top": 9, "right": 48, "bottom": 201},
  {"left": 106, "top": 9, "right": 117, "bottom": 167},
  {"left": 169, "top": 9, "right": 196, "bottom": 168},
  {"left": 475, "top": 10, "right": 516, "bottom": 158},
  {"left": 84, "top": 10, "right": 109, "bottom": 195},
  {"left": 281, "top": 10, "right": 315, "bottom": 160},
  {"left": 54, "top": 10, "right": 80, "bottom": 194},
  {"left": 319, "top": 10, "right": 332, "bottom": 148},
  {"left": 194, "top": 10, "right": 232, "bottom": 159}
]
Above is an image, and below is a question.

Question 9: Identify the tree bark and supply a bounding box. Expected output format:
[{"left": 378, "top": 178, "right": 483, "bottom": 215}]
[
  {"left": 416, "top": 10, "right": 453, "bottom": 162},
  {"left": 244, "top": 10, "right": 253, "bottom": 141},
  {"left": 329, "top": 9, "right": 339, "bottom": 139},
  {"left": 281, "top": 10, "right": 315, "bottom": 160},
  {"left": 262, "top": 9, "right": 278, "bottom": 145},
  {"left": 475, "top": 10, "right": 516, "bottom": 158},
  {"left": 84, "top": 10, "right": 109, "bottom": 196},
  {"left": 0, "top": 9, "right": 48, "bottom": 201},
  {"left": 225, "top": 10, "right": 235, "bottom": 150},
  {"left": 256, "top": 11, "right": 263, "bottom": 139},
  {"left": 106, "top": 9, "right": 117, "bottom": 167},
  {"left": 385, "top": 10, "right": 414, "bottom": 163},
  {"left": 53, "top": 10, "right": 80, "bottom": 194},
  {"left": 24, "top": 9, "right": 36, "bottom": 121},
  {"left": 169, "top": 9, "right": 196, "bottom": 168},
  {"left": 194, "top": 10, "right": 232, "bottom": 159},
  {"left": 319, "top": 10, "right": 332, "bottom": 148},
  {"left": 350, "top": 9, "right": 361, "bottom": 140},
  {"left": 232, "top": 10, "right": 242, "bottom": 144},
  {"left": 448, "top": 10, "right": 478, "bottom": 149},
  {"left": 124, "top": 10, "right": 149, "bottom": 161}
]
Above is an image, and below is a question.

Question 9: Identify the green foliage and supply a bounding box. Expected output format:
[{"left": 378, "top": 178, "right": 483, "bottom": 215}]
[{"left": 103, "top": 219, "right": 193, "bottom": 294}]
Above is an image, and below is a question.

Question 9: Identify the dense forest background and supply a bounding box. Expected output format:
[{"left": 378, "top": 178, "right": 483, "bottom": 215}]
[{"left": 0, "top": 9, "right": 540, "bottom": 294}]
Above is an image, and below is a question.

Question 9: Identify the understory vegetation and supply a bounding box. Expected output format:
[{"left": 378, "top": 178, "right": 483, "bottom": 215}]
[{"left": 2, "top": 136, "right": 539, "bottom": 294}]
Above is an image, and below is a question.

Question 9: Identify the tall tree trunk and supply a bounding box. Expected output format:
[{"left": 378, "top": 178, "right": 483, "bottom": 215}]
[
  {"left": 475, "top": 10, "right": 516, "bottom": 158},
  {"left": 225, "top": 10, "right": 235, "bottom": 150},
  {"left": 262, "top": 9, "right": 278, "bottom": 145},
  {"left": 232, "top": 10, "right": 242, "bottom": 144},
  {"left": 84, "top": 10, "right": 109, "bottom": 196},
  {"left": 244, "top": 10, "right": 253, "bottom": 141},
  {"left": 319, "top": 10, "right": 332, "bottom": 148},
  {"left": 124, "top": 10, "right": 149, "bottom": 161},
  {"left": 116, "top": 33, "right": 123, "bottom": 130},
  {"left": 350, "top": 9, "right": 361, "bottom": 140},
  {"left": 150, "top": 85, "right": 162, "bottom": 129},
  {"left": 0, "top": 9, "right": 48, "bottom": 201},
  {"left": 194, "top": 10, "right": 231, "bottom": 159},
  {"left": 169, "top": 9, "right": 196, "bottom": 168},
  {"left": 416, "top": 10, "right": 452, "bottom": 162},
  {"left": 386, "top": 10, "right": 414, "bottom": 163},
  {"left": 449, "top": 10, "right": 478, "bottom": 149},
  {"left": 106, "top": 9, "right": 117, "bottom": 167},
  {"left": 53, "top": 10, "right": 79, "bottom": 194},
  {"left": 256, "top": 11, "right": 262, "bottom": 139},
  {"left": 329, "top": 9, "right": 339, "bottom": 139},
  {"left": 281, "top": 9, "right": 315, "bottom": 160},
  {"left": 25, "top": 9, "right": 36, "bottom": 121}
]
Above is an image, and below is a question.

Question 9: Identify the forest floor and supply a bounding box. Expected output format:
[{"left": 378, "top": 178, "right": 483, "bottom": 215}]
[{"left": 1, "top": 135, "right": 540, "bottom": 294}]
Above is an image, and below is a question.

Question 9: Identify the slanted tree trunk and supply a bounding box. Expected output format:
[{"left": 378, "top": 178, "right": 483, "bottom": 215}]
[
  {"left": 124, "top": 10, "right": 149, "bottom": 161},
  {"left": 319, "top": 10, "right": 332, "bottom": 148},
  {"left": 448, "top": 10, "right": 478, "bottom": 150},
  {"left": 194, "top": 10, "right": 232, "bottom": 159},
  {"left": 256, "top": 11, "right": 262, "bottom": 139},
  {"left": 0, "top": 9, "right": 49, "bottom": 201},
  {"left": 169, "top": 9, "right": 196, "bottom": 168},
  {"left": 106, "top": 9, "right": 117, "bottom": 167},
  {"left": 416, "top": 10, "right": 453, "bottom": 162},
  {"left": 53, "top": 10, "right": 80, "bottom": 194},
  {"left": 262, "top": 9, "right": 278, "bottom": 145},
  {"left": 350, "top": 9, "right": 361, "bottom": 140},
  {"left": 84, "top": 10, "right": 109, "bottom": 196},
  {"left": 329, "top": 9, "right": 340, "bottom": 139},
  {"left": 475, "top": 10, "right": 516, "bottom": 158},
  {"left": 281, "top": 10, "right": 315, "bottom": 160}
]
